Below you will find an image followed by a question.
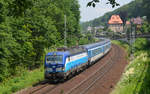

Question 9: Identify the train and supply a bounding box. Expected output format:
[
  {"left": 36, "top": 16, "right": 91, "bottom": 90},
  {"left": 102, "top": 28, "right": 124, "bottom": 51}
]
[{"left": 44, "top": 38, "right": 111, "bottom": 81}]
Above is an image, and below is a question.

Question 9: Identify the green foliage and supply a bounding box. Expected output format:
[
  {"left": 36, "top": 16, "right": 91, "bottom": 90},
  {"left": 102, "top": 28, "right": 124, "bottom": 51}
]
[
  {"left": 133, "top": 38, "right": 150, "bottom": 51},
  {"left": 112, "top": 52, "right": 150, "bottom": 94},
  {"left": 142, "top": 0, "right": 150, "bottom": 22},
  {"left": 7, "top": 0, "right": 33, "bottom": 17},
  {"left": 111, "top": 39, "right": 150, "bottom": 94},
  {"left": 140, "top": 21, "right": 150, "bottom": 33},
  {"left": 0, "top": 0, "right": 81, "bottom": 82},
  {"left": 107, "top": 29, "right": 113, "bottom": 32},
  {"left": 0, "top": 66, "right": 44, "bottom": 94}
]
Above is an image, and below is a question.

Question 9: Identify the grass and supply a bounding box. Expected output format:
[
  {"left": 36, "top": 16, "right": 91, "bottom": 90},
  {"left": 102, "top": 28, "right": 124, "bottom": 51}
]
[
  {"left": 0, "top": 45, "right": 57, "bottom": 94},
  {"left": 111, "top": 40, "right": 130, "bottom": 54},
  {"left": 0, "top": 66, "right": 44, "bottom": 94},
  {"left": 111, "top": 40, "right": 150, "bottom": 94}
]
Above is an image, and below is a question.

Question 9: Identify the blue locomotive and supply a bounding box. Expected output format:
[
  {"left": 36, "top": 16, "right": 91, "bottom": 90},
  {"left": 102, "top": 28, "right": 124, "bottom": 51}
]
[{"left": 44, "top": 39, "right": 111, "bottom": 81}]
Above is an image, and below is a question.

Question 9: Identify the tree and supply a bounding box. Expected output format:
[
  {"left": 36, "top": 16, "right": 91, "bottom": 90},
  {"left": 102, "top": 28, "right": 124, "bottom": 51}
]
[
  {"left": 143, "top": 0, "right": 150, "bottom": 22},
  {"left": 0, "top": 2, "right": 3, "bottom": 23},
  {"left": 87, "top": 0, "right": 120, "bottom": 7},
  {"left": 7, "top": 0, "right": 33, "bottom": 17},
  {"left": 140, "top": 21, "right": 150, "bottom": 33},
  {"left": 0, "top": 0, "right": 81, "bottom": 82},
  {"left": 119, "top": 11, "right": 128, "bottom": 26}
]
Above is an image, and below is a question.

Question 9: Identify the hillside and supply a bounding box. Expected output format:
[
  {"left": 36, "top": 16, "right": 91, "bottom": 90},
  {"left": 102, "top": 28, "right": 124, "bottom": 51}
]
[
  {"left": 81, "top": 0, "right": 144, "bottom": 31},
  {"left": 0, "top": 0, "right": 81, "bottom": 82}
]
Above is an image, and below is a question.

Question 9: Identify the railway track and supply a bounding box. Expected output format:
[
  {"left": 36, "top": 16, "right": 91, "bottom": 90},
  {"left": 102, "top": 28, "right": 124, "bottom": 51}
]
[
  {"left": 29, "top": 84, "right": 57, "bottom": 94},
  {"left": 18, "top": 44, "right": 125, "bottom": 94},
  {"left": 65, "top": 45, "right": 120, "bottom": 94},
  {"left": 29, "top": 83, "right": 49, "bottom": 94},
  {"left": 16, "top": 80, "right": 60, "bottom": 94}
]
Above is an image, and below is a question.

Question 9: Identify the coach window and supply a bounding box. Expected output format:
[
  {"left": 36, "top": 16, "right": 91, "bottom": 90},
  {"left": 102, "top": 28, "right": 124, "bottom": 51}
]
[{"left": 99, "top": 48, "right": 101, "bottom": 53}]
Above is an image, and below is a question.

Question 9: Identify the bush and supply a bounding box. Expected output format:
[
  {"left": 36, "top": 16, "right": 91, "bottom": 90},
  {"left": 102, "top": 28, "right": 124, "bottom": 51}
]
[
  {"left": 133, "top": 38, "right": 150, "bottom": 51},
  {"left": 0, "top": 0, "right": 81, "bottom": 82}
]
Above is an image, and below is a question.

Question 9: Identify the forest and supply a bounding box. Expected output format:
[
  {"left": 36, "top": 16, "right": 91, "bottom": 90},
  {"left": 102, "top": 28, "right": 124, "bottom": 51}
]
[{"left": 0, "top": 0, "right": 82, "bottom": 82}]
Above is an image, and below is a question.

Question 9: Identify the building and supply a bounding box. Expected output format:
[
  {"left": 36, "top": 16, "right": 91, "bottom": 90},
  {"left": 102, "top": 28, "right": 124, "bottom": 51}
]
[
  {"left": 124, "top": 21, "right": 131, "bottom": 33},
  {"left": 108, "top": 15, "right": 123, "bottom": 33},
  {"left": 125, "top": 21, "right": 131, "bottom": 29},
  {"left": 126, "top": 21, "right": 131, "bottom": 25},
  {"left": 131, "top": 17, "right": 143, "bottom": 29},
  {"left": 87, "top": 26, "right": 92, "bottom": 32}
]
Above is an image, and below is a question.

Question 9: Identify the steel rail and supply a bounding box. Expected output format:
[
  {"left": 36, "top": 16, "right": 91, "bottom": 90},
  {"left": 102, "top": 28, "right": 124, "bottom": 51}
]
[
  {"left": 29, "top": 84, "right": 50, "bottom": 94},
  {"left": 30, "top": 84, "right": 59, "bottom": 94},
  {"left": 65, "top": 45, "right": 120, "bottom": 94},
  {"left": 79, "top": 45, "right": 120, "bottom": 94}
]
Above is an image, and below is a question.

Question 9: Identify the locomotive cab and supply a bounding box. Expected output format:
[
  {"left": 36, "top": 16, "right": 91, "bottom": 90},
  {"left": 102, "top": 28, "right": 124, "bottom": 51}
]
[{"left": 44, "top": 51, "right": 68, "bottom": 80}]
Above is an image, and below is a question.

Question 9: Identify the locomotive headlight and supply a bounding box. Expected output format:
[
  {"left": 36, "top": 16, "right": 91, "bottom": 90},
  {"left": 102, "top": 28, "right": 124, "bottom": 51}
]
[
  {"left": 56, "top": 67, "right": 64, "bottom": 71},
  {"left": 46, "top": 61, "right": 50, "bottom": 64},
  {"left": 62, "top": 67, "right": 65, "bottom": 71},
  {"left": 46, "top": 68, "right": 52, "bottom": 72},
  {"left": 56, "top": 68, "right": 61, "bottom": 71}
]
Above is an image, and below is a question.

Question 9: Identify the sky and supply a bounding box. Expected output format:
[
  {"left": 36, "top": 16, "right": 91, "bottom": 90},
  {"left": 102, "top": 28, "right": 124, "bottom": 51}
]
[{"left": 79, "top": 0, "right": 133, "bottom": 22}]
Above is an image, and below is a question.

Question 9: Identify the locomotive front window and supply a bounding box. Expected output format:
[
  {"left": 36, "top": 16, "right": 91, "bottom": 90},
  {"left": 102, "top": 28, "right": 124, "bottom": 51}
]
[{"left": 46, "top": 55, "right": 62, "bottom": 62}]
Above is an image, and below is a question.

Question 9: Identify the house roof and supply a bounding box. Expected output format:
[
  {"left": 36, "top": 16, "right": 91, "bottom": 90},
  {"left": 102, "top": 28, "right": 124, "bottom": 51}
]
[
  {"left": 108, "top": 15, "right": 123, "bottom": 24},
  {"left": 126, "top": 21, "right": 131, "bottom": 25},
  {"left": 131, "top": 17, "right": 143, "bottom": 25}
]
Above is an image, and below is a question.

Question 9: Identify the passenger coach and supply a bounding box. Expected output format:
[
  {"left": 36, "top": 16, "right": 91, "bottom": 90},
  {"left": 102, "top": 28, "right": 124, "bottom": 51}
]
[
  {"left": 44, "top": 38, "right": 111, "bottom": 81},
  {"left": 82, "top": 39, "right": 111, "bottom": 64}
]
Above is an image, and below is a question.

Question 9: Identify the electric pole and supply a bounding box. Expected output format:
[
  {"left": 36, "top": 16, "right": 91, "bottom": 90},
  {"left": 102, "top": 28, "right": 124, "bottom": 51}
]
[{"left": 64, "top": 15, "right": 67, "bottom": 47}]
